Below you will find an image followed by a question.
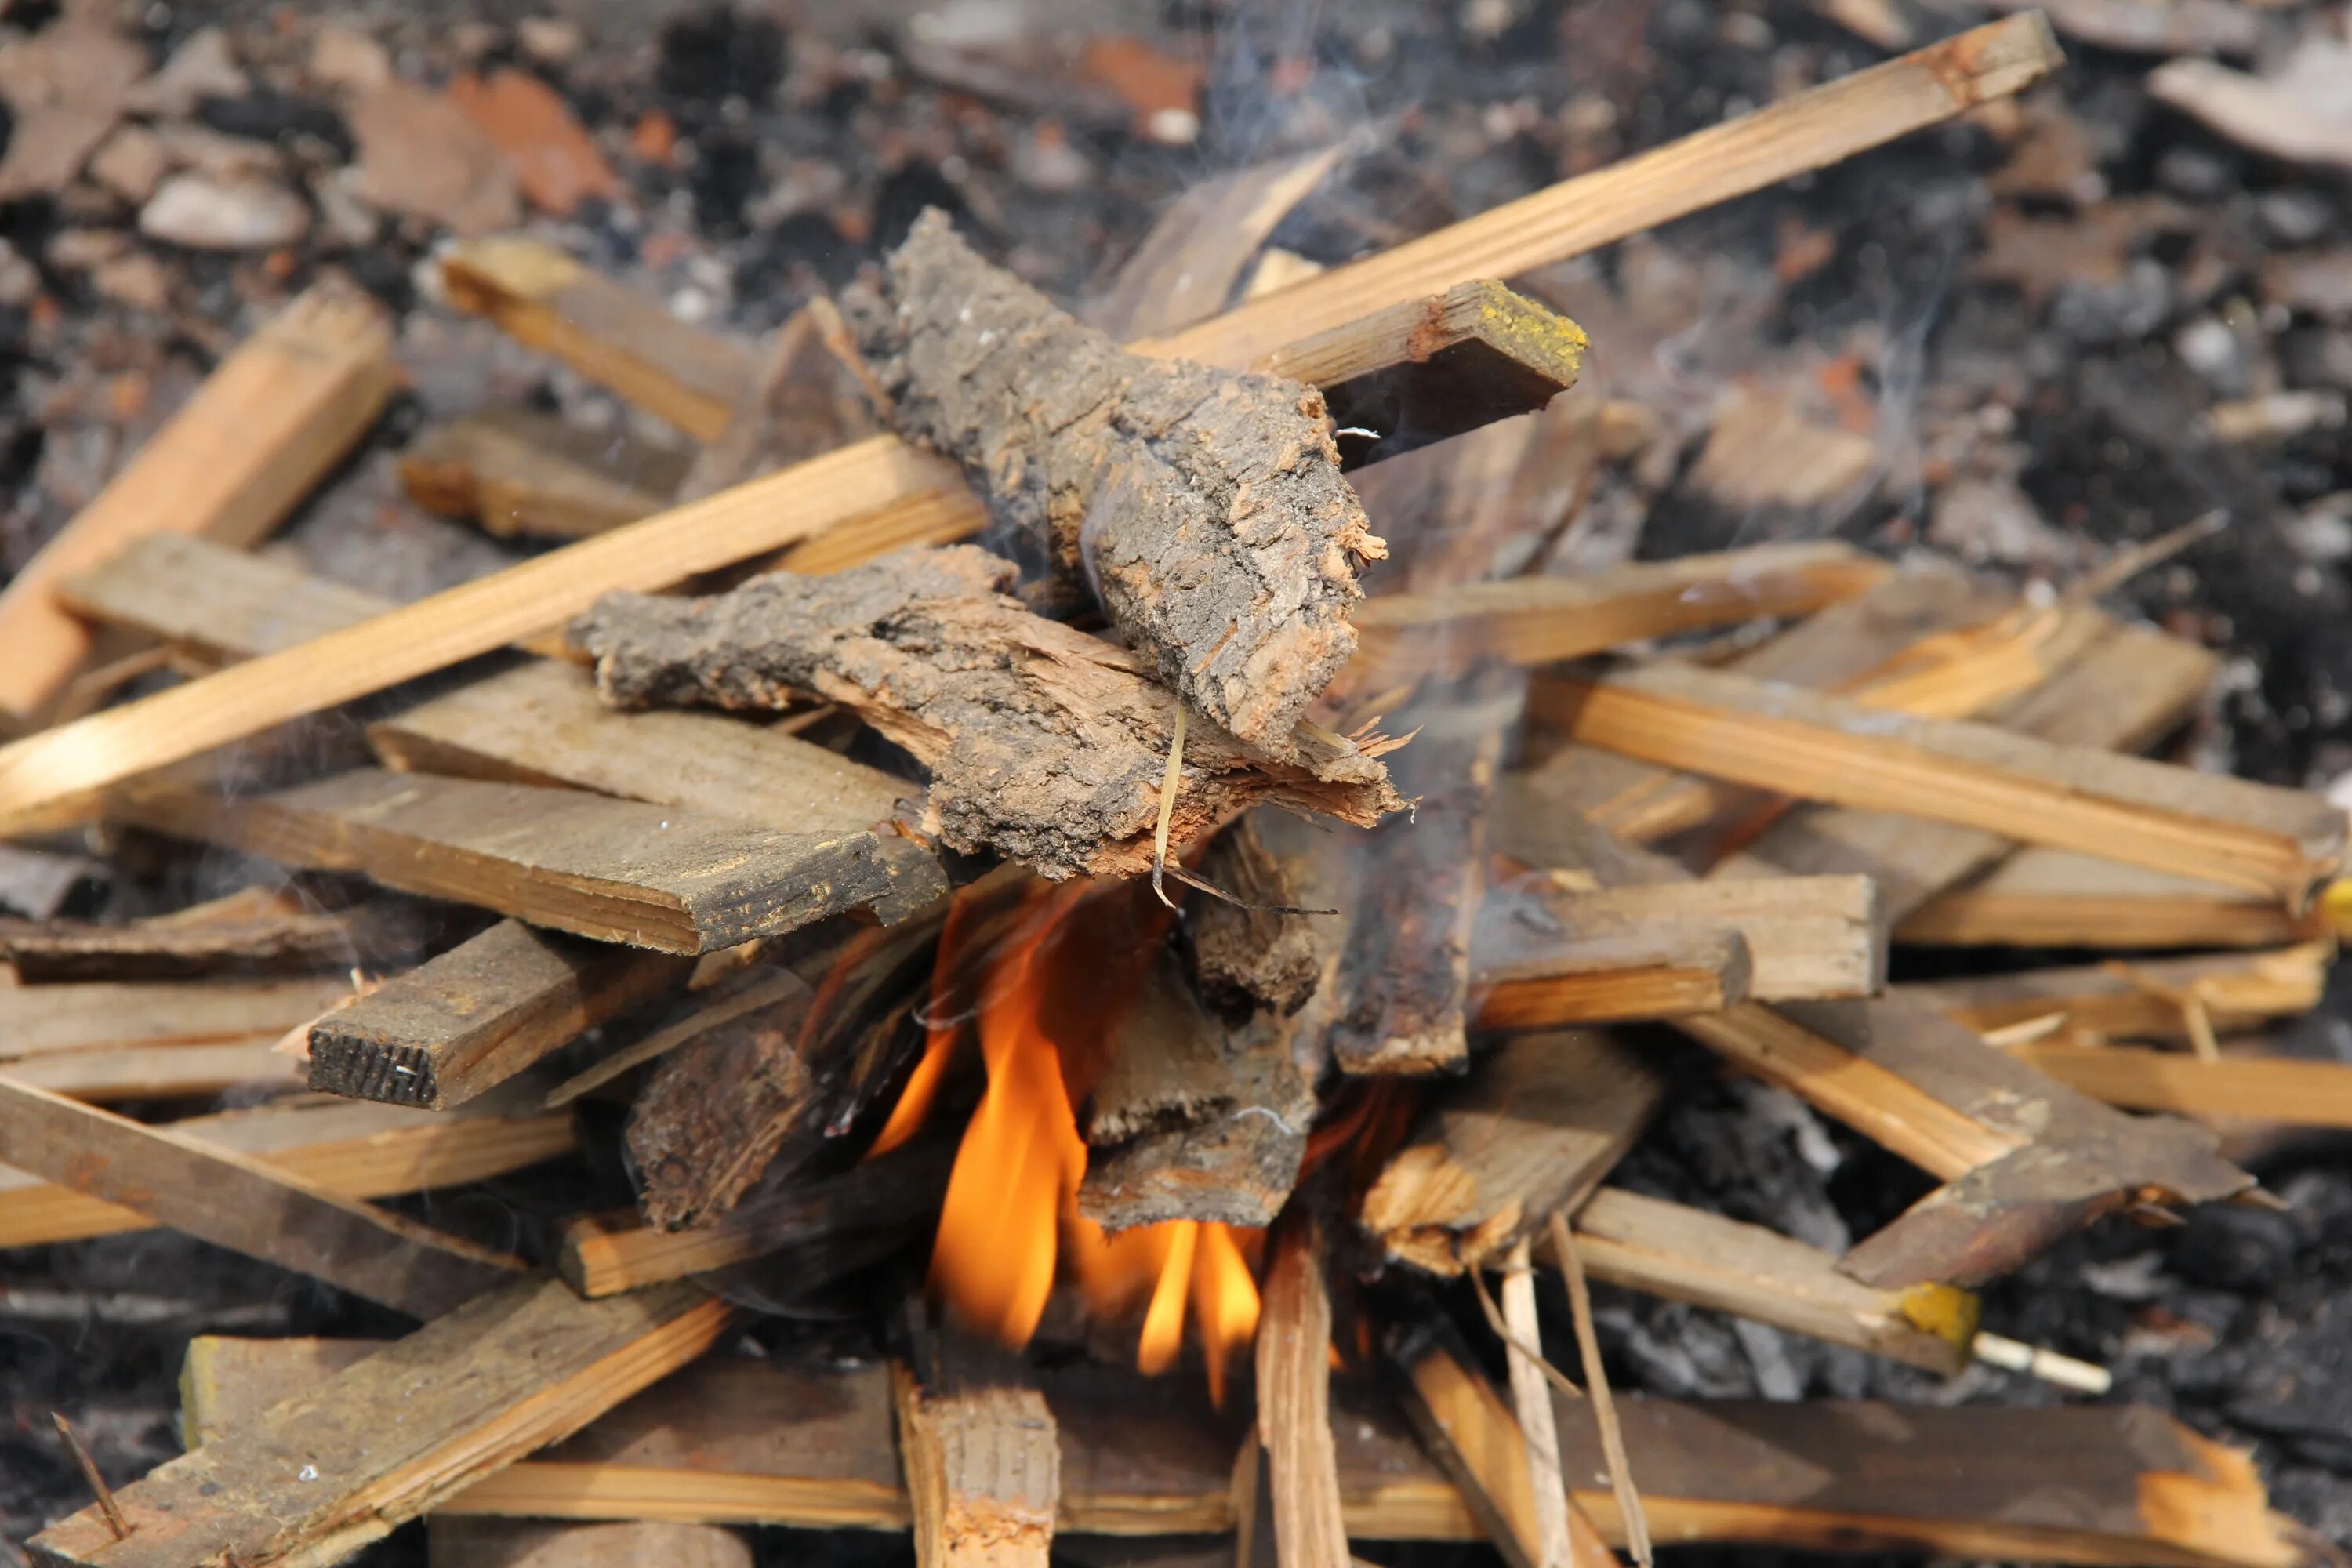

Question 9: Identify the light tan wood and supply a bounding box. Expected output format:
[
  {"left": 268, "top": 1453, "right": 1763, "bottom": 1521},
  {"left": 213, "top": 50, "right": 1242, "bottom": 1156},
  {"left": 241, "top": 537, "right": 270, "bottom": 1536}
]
[
  {"left": 1, "top": 1042, "right": 302, "bottom": 1101},
  {"left": 400, "top": 408, "right": 688, "bottom": 540},
  {"left": 38, "top": 1279, "right": 736, "bottom": 1568},
  {"left": 2012, "top": 1040, "right": 2352, "bottom": 1128},
  {"left": 1352, "top": 542, "right": 1886, "bottom": 681},
  {"left": 1472, "top": 927, "right": 1753, "bottom": 1029},
  {"left": 0, "top": 1074, "right": 524, "bottom": 1316},
  {"left": 1496, "top": 1240, "right": 1599, "bottom": 1568},
  {"left": 1901, "top": 944, "right": 2329, "bottom": 1046},
  {"left": 181, "top": 1339, "right": 2303, "bottom": 1568},
  {"left": 0, "top": 975, "right": 351, "bottom": 1057},
  {"left": 895, "top": 1363, "right": 1059, "bottom": 1568},
  {"left": 0, "top": 1097, "right": 576, "bottom": 1247},
  {"left": 427, "top": 1519, "right": 752, "bottom": 1568},
  {"left": 0, "top": 282, "right": 395, "bottom": 722},
  {"left": 1541, "top": 661, "right": 2343, "bottom": 906},
  {"left": 1256, "top": 1216, "right": 1350, "bottom": 1568},
  {"left": 1900, "top": 848, "right": 2307, "bottom": 949},
  {"left": 442, "top": 238, "right": 757, "bottom": 441},
  {"left": 0, "top": 19, "right": 2062, "bottom": 834},
  {"left": 1564, "top": 1188, "right": 1972, "bottom": 1373},
  {"left": 1483, "top": 873, "right": 1883, "bottom": 1003}
]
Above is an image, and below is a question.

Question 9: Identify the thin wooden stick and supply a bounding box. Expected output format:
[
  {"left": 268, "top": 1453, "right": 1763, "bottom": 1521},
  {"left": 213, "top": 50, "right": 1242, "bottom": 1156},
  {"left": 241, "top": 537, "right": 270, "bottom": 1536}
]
[
  {"left": 1551, "top": 1211, "right": 1652, "bottom": 1568},
  {"left": 0, "top": 16, "right": 2061, "bottom": 833},
  {"left": 52, "top": 1413, "right": 132, "bottom": 1543},
  {"left": 1497, "top": 1239, "right": 1580, "bottom": 1568}
]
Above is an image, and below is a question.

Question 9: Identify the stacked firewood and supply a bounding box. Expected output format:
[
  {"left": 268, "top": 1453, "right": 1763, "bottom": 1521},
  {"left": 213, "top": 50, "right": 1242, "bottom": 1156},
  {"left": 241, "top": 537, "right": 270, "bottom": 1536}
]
[{"left": 2, "top": 14, "right": 2341, "bottom": 1568}]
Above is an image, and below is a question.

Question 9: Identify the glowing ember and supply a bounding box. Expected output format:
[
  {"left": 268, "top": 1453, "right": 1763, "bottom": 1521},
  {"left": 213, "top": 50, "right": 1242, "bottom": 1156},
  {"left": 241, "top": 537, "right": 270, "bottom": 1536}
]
[{"left": 873, "top": 877, "right": 1263, "bottom": 1391}]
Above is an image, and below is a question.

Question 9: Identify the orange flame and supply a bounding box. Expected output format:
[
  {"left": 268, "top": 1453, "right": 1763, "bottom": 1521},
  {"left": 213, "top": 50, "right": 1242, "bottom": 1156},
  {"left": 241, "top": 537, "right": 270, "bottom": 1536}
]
[{"left": 872, "top": 877, "right": 1264, "bottom": 1392}]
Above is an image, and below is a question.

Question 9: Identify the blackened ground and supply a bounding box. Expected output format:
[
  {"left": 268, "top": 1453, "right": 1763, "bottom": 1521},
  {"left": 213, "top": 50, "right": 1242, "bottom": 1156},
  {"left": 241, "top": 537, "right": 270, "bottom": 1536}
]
[{"left": 12, "top": 0, "right": 2352, "bottom": 1562}]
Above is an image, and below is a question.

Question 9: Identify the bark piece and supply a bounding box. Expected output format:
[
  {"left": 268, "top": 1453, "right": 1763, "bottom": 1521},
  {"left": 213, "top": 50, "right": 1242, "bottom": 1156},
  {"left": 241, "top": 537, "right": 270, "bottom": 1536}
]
[
  {"left": 1183, "top": 814, "right": 1323, "bottom": 1017},
  {"left": 848, "top": 210, "right": 1385, "bottom": 756},
  {"left": 33, "top": 1279, "right": 735, "bottom": 1568},
  {"left": 573, "top": 545, "right": 1402, "bottom": 880},
  {"left": 895, "top": 1363, "right": 1059, "bottom": 1568},
  {"left": 0, "top": 1076, "right": 522, "bottom": 1317},
  {"left": 0, "top": 19, "right": 2063, "bottom": 835},
  {"left": 308, "top": 920, "right": 690, "bottom": 1109},
  {"left": 0, "top": 1096, "right": 575, "bottom": 1249},
  {"left": 1359, "top": 1032, "right": 1666, "bottom": 1275}
]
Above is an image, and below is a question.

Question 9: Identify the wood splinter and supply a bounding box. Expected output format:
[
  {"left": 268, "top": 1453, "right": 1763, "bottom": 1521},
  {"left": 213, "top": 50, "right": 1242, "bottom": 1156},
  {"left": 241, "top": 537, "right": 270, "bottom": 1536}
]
[{"left": 574, "top": 545, "right": 1404, "bottom": 880}]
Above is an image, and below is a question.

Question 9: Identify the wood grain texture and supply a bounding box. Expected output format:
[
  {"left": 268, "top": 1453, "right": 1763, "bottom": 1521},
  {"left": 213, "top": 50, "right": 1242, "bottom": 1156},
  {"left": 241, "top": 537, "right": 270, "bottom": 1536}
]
[
  {"left": 0, "top": 1075, "right": 523, "bottom": 1316},
  {"left": 117, "top": 767, "right": 935, "bottom": 954},
  {"left": 400, "top": 408, "right": 688, "bottom": 540},
  {"left": 2010, "top": 1041, "right": 2352, "bottom": 1129},
  {"left": 426, "top": 1519, "right": 751, "bottom": 1568},
  {"left": 1472, "top": 926, "right": 1752, "bottom": 1028},
  {"left": 36, "top": 1278, "right": 735, "bottom": 1568},
  {"left": 0, "top": 975, "right": 352, "bottom": 1057},
  {"left": 0, "top": 1096, "right": 576, "bottom": 1247},
  {"left": 1900, "top": 848, "right": 2305, "bottom": 949},
  {"left": 307, "top": 919, "right": 691, "bottom": 1109},
  {"left": 1900, "top": 944, "right": 2328, "bottom": 1046},
  {"left": 895, "top": 1363, "right": 1059, "bottom": 1568},
  {"left": 0, "top": 886, "right": 437, "bottom": 982},
  {"left": 180, "top": 1339, "right": 2299, "bottom": 1567},
  {"left": 0, "top": 20, "right": 2060, "bottom": 833},
  {"left": 1256, "top": 1215, "right": 1351, "bottom": 1568},
  {"left": 0, "top": 281, "right": 395, "bottom": 721}
]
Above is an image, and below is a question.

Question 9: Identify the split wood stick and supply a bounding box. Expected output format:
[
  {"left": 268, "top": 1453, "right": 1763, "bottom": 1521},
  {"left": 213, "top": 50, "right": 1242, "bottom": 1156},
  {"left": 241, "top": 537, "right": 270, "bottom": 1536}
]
[
  {"left": 2009, "top": 1041, "right": 2352, "bottom": 1130},
  {"left": 1255, "top": 1214, "right": 1350, "bottom": 1568},
  {"left": 0, "top": 1043, "right": 302, "bottom": 1101},
  {"left": 1386, "top": 1312, "right": 1613, "bottom": 1568},
  {"left": 1360, "top": 1032, "right": 1665, "bottom": 1274},
  {"left": 63, "top": 536, "right": 924, "bottom": 844},
  {"left": 116, "top": 767, "right": 937, "bottom": 955},
  {"left": 1350, "top": 540, "right": 1887, "bottom": 681},
  {"left": 1503, "top": 561, "right": 2027, "bottom": 851},
  {"left": 1478, "top": 872, "right": 1884, "bottom": 1006},
  {"left": 1471, "top": 927, "right": 1752, "bottom": 1029},
  {"left": 0, "top": 17, "right": 2063, "bottom": 833},
  {"left": 1900, "top": 943, "right": 2328, "bottom": 1048},
  {"left": 0, "top": 1097, "right": 576, "bottom": 1248},
  {"left": 1900, "top": 848, "right": 2307, "bottom": 949},
  {"left": 1539, "top": 660, "right": 2343, "bottom": 906},
  {"left": 426, "top": 1519, "right": 752, "bottom": 1568},
  {"left": 0, "top": 1075, "right": 522, "bottom": 1316},
  {"left": 0, "top": 975, "right": 353, "bottom": 1057},
  {"left": 557, "top": 1145, "right": 949, "bottom": 1297},
  {"left": 34, "top": 1277, "right": 736, "bottom": 1568},
  {"left": 1497, "top": 1240, "right": 1591, "bottom": 1568},
  {"left": 0, "top": 281, "right": 396, "bottom": 723},
  {"left": 308, "top": 920, "right": 691, "bottom": 1109},
  {"left": 400, "top": 408, "right": 689, "bottom": 540},
  {"left": 183, "top": 1340, "right": 2302, "bottom": 1568},
  {"left": 1559, "top": 1187, "right": 1972, "bottom": 1374},
  {"left": 893, "top": 1362, "right": 1060, "bottom": 1568},
  {"left": 1717, "top": 616, "right": 2222, "bottom": 919},
  {"left": 442, "top": 238, "right": 758, "bottom": 441},
  {"left": 0, "top": 886, "right": 436, "bottom": 982}
]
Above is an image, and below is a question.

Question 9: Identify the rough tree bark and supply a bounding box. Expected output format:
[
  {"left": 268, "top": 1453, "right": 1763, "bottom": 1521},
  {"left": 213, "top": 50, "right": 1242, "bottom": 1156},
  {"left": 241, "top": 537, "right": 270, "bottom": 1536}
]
[
  {"left": 844, "top": 209, "right": 1385, "bottom": 757},
  {"left": 573, "top": 546, "right": 1401, "bottom": 881}
]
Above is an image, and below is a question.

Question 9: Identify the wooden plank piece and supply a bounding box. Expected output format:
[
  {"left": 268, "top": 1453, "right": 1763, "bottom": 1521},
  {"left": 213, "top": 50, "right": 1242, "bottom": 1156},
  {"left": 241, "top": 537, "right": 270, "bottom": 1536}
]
[
  {"left": 1900, "top": 944, "right": 2328, "bottom": 1047},
  {"left": 0, "top": 18, "right": 2063, "bottom": 834},
  {"left": 0, "top": 281, "right": 395, "bottom": 723},
  {"left": 35, "top": 1277, "right": 736, "bottom": 1568},
  {"left": 1900, "top": 848, "right": 2308, "bottom": 949},
  {"left": 895, "top": 1361, "right": 1060, "bottom": 1568},
  {"left": 1255, "top": 1214, "right": 1350, "bottom": 1568},
  {"left": 0, "top": 1075, "right": 522, "bottom": 1316},
  {"left": 0, "top": 975, "right": 353, "bottom": 1057},
  {"left": 400, "top": 408, "right": 688, "bottom": 541}
]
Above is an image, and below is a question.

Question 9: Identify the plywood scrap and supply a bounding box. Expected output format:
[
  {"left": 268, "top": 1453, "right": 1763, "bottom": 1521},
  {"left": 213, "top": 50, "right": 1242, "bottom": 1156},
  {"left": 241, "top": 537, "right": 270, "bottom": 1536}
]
[
  {"left": 401, "top": 408, "right": 688, "bottom": 540},
  {"left": 308, "top": 919, "right": 691, "bottom": 1109},
  {"left": 0, "top": 1094, "right": 576, "bottom": 1248},
  {"left": 0, "top": 885, "right": 437, "bottom": 982},
  {"left": 0, "top": 280, "right": 395, "bottom": 722},
  {"left": 847, "top": 212, "right": 1387, "bottom": 757},
  {"left": 1348, "top": 540, "right": 1886, "bottom": 684},
  {"left": 573, "top": 545, "right": 1403, "bottom": 880},
  {"left": 0, "top": 1075, "right": 521, "bottom": 1317},
  {"left": 184, "top": 1338, "right": 2298, "bottom": 1566},
  {"left": 1538, "top": 659, "right": 2343, "bottom": 906},
  {"left": 118, "top": 768, "right": 935, "bottom": 956},
  {"left": 35, "top": 1278, "right": 735, "bottom": 1568},
  {"left": 1562, "top": 1188, "right": 1971, "bottom": 1374},
  {"left": 559, "top": 1144, "right": 950, "bottom": 1296},
  {"left": 1900, "top": 849, "right": 2307, "bottom": 949},
  {"left": 1476, "top": 873, "right": 1883, "bottom": 1006},
  {"left": 1360, "top": 1032, "right": 1666, "bottom": 1275},
  {"left": 441, "top": 237, "right": 757, "bottom": 440},
  {"left": 894, "top": 1361, "right": 1060, "bottom": 1568},
  {"left": 0, "top": 20, "right": 2063, "bottom": 834}
]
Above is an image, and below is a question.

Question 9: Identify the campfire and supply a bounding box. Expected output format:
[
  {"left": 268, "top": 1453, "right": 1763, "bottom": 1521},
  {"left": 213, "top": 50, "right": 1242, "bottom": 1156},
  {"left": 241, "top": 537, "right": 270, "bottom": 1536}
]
[{"left": 7, "top": 8, "right": 2352, "bottom": 1568}]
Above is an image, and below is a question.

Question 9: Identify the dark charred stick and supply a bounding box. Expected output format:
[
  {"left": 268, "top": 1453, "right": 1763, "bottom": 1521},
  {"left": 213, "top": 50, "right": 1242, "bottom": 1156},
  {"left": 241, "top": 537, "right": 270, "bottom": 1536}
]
[{"left": 51, "top": 1414, "right": 131, "bottom": 1543}]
